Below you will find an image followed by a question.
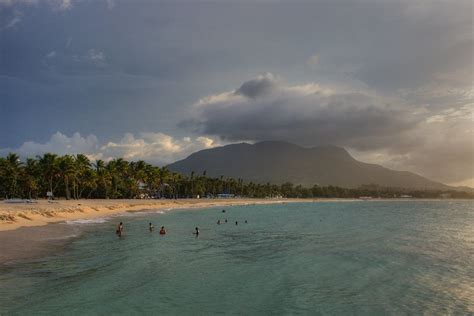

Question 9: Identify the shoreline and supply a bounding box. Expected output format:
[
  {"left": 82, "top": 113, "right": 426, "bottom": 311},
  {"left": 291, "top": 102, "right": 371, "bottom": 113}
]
[
  {"left": 0, "top": 198, "right": 316, "bottom": 265},
  {"left": 0, "top": 198, "right": 464, "bottom": 266},
  {"left": 0, "top": 197, "right": 464, "bottom": 232},
  {"left": 0, "top": 198, "right": 318, "bottom": 232}
]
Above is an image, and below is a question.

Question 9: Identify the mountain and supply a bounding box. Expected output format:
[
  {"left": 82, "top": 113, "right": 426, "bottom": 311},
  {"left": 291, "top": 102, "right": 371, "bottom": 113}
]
[{"left": 167, "top": 141, "right": 453, "bottom": 190}]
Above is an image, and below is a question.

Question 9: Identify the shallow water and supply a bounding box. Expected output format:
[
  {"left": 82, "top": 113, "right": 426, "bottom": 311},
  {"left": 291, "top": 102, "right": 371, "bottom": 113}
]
[{"left": 0, "top": 201, "right": 473, "bottom": 314}]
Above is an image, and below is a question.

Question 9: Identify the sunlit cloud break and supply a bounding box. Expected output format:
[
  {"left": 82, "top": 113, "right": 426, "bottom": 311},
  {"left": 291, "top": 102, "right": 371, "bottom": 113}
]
[{"left": 0, "top": 132, "right": 221, "bottom": 166}]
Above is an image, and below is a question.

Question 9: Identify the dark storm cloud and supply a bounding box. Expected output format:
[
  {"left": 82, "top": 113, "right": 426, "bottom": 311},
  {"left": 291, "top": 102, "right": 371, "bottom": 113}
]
[
  {"left": 0, "top": 0, "right": 472, "bottom": 183},
  {"left": 187, "top": 74, "right": 418, "bottom": 149},
  {"left": 186, "top": 73, "right": 473, "bottom": 183}
]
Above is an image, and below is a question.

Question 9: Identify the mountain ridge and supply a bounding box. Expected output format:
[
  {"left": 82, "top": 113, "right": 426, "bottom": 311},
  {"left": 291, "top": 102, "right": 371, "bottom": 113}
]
[{"left": 168, "top": 141, "right": 454, "bottom": 190}]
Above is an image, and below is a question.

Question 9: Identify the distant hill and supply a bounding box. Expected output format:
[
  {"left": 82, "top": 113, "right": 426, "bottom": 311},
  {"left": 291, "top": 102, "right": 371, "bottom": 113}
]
[{"left": 168, "top": 141, "right": 454, "bottom": 190}]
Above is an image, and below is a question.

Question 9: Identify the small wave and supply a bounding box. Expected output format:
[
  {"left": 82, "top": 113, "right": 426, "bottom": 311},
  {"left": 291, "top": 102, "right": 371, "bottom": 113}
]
[
  {"left": 46, "top": 233, "right": 80, "bottom": 240},
  {"left": 66, "top": 218, "right": 109, "bottom": 225},
  {"left": 118, "top": 209, "right": 168, "bottom": 217}
]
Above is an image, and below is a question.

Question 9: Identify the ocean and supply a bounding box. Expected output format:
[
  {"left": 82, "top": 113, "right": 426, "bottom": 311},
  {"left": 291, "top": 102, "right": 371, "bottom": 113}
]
[{"left": 0, "top": 201, "right": 473, "bottom": 314}]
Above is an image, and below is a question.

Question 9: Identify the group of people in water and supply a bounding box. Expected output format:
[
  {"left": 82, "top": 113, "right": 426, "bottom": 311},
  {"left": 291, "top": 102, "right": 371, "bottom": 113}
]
[
  {"left": 115, "top": 209, "right": 246, "bottom": 238},
  {"left": 216, "top": 219, "right": 248, "bottom": 225},
  {"left": 116, "top": 221, "right": 167, "bottom": 237}
]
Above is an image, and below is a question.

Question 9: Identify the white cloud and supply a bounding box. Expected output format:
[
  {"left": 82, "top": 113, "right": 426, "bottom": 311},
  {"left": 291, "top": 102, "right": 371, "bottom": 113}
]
[
  {"left": 0, "top": 0, "right": 75, "bottom": 11},
  {"left": 0, "top": 132, "right": 99, "bottom": 158},
  {"left": 2, "top": 0, "right": 74, "bottom": 11},
  {"left": 52, "top": 0, "right": 72, "bottom": 11},
  {"left": 0, "top": 8, "right": 24, "bottom": 30},
  {"left": 45, "top": 50, "right": 56, "bottom": 58},
  {"left": 99, "top": 132, "right": 219, "bottom": 164},
  {"left": 194, "top": 91, "right": 243, "bottom": 108},
  {"left": 86, "top": 48, "right": 105, "bottom": 64},
  {"left": 43, "top": 48, "right": 108, "bottom": 72},
  {"left": 0, "top": 132, "right": 221, "bottom": 166},
  {"left": 0, "top": 0, "right": 38, "bottom": 6},
  {"left": 4, "top": 15, "right": 21, "bottom": 28}
]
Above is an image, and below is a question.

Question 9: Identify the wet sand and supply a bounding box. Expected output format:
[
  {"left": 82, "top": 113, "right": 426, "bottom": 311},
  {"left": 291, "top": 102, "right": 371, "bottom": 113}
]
[{"left": 0, "top": 223, "right": 82, "bottom": 265}]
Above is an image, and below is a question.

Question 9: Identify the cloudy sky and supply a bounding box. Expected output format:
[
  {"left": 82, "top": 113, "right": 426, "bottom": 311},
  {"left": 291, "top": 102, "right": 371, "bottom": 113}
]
[{"left": 1, "top": 0, "right": 472, "bottom": 186}]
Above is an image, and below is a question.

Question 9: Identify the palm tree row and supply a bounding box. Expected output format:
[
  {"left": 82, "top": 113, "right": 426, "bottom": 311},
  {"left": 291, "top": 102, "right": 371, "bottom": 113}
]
[
  {"left": 1, "top": 153, "right": 472, "bottom": 200},
  {"left": 0, "top": 153, "right": 250, "bottom": 200},
  {"left": 0, "top": 153, "right": 164, "bottom": 199}
]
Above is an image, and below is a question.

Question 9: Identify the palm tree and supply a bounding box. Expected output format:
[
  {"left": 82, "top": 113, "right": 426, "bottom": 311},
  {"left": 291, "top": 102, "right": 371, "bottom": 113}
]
[
  {"left": 74, "top": 154, "right": 91, "bottom": 199},
  {"left": 59, "top": 155, "right": 76, "bottom": 200},
  {"left": 158, "top": 167, "right": 172, "bottom": 198},
  {"left": 173, "top": 172, "right": 183, "bottom": 198},
  {"left": 3, "top": 153, "right": 22, "bottom": 198},
  {"left": 94, "top": 159, "right": 111, "bottom": 198},
  {"left": 190, "top": 171, "right": 195, "bottom": 198},
  {"left": 81, "top": 168, "right": 98, "bottom": 199},
  {"left": 23, "top": 158, "right": 40, "bottom": 199},
  {"left": 38, "top": 153, "right": 60, "bottom": 198},
  {"left": 129, "top": 160, "right": 147, "bottom": 198},
  {"left": 144, "top": 164, "right": 161, "bottom": 197},
  {"left": 106, "top": 158, "right": 129, "bottom": 198}
]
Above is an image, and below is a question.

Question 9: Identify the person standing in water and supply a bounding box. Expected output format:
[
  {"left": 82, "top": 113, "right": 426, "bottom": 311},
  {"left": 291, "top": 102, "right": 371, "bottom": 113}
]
[
  {"left": 217, "top": 220, "right": 221, "bottom": 225},
  {"left": 116, "top": 222, "right": 124, "bottom": 237},
  {"left": 194, "top": 227, "right": 200, "bottom": 236},
  {"left": 149, "top": 222, "right": 154, "bottom": 232},
  {"left": 159, "top": 226, "right": 166, "bottom": 235}
]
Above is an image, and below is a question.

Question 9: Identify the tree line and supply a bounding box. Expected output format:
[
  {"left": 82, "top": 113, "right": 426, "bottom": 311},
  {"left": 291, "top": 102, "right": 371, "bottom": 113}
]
[{"left": 0, "top": 153, "right": 472, "bottom": 200}]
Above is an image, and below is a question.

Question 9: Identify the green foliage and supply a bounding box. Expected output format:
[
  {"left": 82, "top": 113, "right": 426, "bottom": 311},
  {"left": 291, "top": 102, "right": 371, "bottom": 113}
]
[{"left": 0, "top": 153, "right": 472, "bottom": 200}]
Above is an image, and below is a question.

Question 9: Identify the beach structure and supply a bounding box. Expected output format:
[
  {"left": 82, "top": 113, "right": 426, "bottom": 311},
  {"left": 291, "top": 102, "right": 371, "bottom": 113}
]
[{"left": 217, "top": 193, "right": 235, "bottom": 199}]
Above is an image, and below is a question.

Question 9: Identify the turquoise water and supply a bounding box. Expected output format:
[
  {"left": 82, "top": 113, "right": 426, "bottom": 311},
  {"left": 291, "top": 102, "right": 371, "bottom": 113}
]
[{"left": 0, "top": 201, "right": 473, "bottom": 315}]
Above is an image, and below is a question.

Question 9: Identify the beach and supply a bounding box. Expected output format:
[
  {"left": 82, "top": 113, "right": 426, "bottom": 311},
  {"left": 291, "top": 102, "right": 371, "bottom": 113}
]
[
  {"left": 0, "top": 198, "right": 442, "bottom": 266},
  {"left": 0, "top": 198, "right": 312, "bottom": 265},
  {"left": 0, "top": 198, "right": 303, "bottom": 232}
]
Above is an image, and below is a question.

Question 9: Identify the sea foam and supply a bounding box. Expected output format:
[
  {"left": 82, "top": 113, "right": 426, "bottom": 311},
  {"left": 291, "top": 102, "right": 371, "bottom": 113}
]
[{"left": 66, "top": 218, "right": 109, "bottom": 225}]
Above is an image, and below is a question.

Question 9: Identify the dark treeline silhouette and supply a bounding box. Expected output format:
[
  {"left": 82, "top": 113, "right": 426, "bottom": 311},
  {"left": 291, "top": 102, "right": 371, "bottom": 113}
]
[{"left": 1, "top": 153, "right": 472, "bottom": 200}]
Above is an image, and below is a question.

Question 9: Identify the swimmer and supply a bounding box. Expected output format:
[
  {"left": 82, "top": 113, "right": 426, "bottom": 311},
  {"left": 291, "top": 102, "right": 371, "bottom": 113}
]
[
  {"left": 116, "top": 222, "right": 124, "bottom": 237},
  {"left": 149, "top": 222, "right": 154, "bottom": 232},
  {"left": 159, "top": 226, "right": 166, "bottom": 235},
  {"left": 235, "top": 221, "right": 238, "bottom": 225},
  {"left": 225, "top": 219, "right": 228, "bottom": 223},
  {"left": 222, "top": 209, "right": 226, "bottom": 213},
  {"left": 245, "top": 220, "right": 248, "bottom": 224},
  {"left": 217, "top": 219, "right": 221, "bottom": 225}
]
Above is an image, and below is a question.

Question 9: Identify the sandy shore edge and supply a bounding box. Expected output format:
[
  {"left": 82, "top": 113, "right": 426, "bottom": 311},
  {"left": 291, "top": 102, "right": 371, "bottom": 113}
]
[
  {"left": 0, "top": 198, "right": 320, "bottom": 232},
  {"left": 1, "top": 197, "right": 454, "bottom": 232},
  {"left": 0, "top": 198, "right": 458, "bottom": 265},
  {"left": 0, "top": 198, "right": 322, "bottom": 265}
]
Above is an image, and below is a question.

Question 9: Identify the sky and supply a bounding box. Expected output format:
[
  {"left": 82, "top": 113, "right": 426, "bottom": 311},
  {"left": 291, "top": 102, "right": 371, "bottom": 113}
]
[{"left": 0, "top": 0, "right": 473, "bottom": 186}]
